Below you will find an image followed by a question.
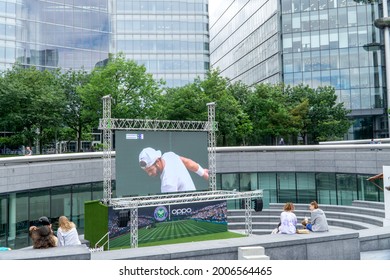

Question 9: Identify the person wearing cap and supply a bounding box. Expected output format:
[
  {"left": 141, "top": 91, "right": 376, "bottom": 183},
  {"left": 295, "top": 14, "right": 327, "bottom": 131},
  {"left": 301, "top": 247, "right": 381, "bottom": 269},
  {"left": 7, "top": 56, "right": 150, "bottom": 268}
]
[
  {"left": 29, "top": 216, "right": 58, "bottom": 249},
  {"left": 139, "top": 147, "right": 208, "bottom": 193}
]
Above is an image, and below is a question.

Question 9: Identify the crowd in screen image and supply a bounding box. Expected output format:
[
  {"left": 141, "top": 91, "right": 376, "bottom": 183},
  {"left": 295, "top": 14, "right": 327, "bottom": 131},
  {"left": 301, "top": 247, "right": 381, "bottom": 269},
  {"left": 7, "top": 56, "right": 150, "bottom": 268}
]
[{"left": 190, "top": 202, "right": 227, "bottom": 223}]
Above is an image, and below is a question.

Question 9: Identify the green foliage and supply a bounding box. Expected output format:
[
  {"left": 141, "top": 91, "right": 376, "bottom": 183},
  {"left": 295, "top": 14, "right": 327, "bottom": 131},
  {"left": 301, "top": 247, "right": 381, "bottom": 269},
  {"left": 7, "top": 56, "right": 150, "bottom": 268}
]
[
  {"left": 0, "top": 59, "right": 352, "bottom": 149},
  {"left": 286, "top": 84, "right": 352, "bottom": 143},
  {"left": 0, "top": 65, "right": 66, "bottom": 151},
  {"left": 160, "top": 83, "right": 208, "bottom": 121},
  {"left": 80, "top": 53, "right": 164, "bottom": 124},
  {"left": 197, "top": 70, "right": 249, "bottom": 146}
]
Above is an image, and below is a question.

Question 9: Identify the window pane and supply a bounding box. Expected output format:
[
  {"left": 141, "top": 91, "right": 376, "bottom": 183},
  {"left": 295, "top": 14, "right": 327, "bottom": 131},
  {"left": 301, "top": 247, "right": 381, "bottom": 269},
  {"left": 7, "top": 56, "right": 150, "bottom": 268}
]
[
  {"left": 71, "top": 184, "right": 92, "bottom": 231},
  {"left": 278, "top": 173, "right": 296, "bottom": 203},
  {"left": 316, "top": 173, "right": 337, "bottom": 204},
  {"left": 336, "top": 174, "right": 358, "bottom": 205},
  {"left": 259, "top": 173, "right": 277, "bottom": 207}
]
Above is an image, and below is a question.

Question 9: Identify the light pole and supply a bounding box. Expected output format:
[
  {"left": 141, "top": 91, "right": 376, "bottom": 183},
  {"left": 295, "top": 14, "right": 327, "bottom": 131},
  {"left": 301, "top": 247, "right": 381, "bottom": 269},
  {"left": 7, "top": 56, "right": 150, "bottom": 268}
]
[
  {"left": 356, "top": 0, "right": 390, "bottom": 137},
  {"left": 373, "top": 1, "right": 390, "bottom": 137}
]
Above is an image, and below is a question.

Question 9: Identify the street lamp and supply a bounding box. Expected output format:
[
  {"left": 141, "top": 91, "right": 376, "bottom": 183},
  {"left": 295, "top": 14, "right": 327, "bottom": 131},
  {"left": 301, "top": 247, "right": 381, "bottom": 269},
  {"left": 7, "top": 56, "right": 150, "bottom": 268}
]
[{"left": 355, "top": 0, "right": 390, "bottom": 137}]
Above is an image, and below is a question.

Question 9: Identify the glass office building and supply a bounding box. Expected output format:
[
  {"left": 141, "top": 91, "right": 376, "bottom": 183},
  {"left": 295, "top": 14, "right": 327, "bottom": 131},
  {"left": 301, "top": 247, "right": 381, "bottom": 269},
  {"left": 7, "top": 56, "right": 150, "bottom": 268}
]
[
  {"left": 115, "top": 0, "right": 210, "bottom": 87},
  {"left": 210, "top": 0, "right": 280, "bottom": 85},
  {"left": 0, "top": 0, "right": 111, "bottom": 71},
  {"left": 210, "top": 0, "right": 390, "bottom": 140},
  {"left": 0, "top": 0, "right": 209, "bottom": 87}
]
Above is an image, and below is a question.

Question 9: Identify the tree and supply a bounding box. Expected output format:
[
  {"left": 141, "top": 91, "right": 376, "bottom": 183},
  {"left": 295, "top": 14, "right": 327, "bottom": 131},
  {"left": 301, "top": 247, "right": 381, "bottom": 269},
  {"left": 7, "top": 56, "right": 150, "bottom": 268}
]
[
  {"left": 287, "top": 84, "right": 352, "bottom": 143},
  {"left": 59, "top": 69, "right": 92, "bottom": 152},
  {"left": 244, "top": 83, "right": 298, "bottom": 145},
  {"left": 0, "top": 65, "right": 65, "bottom": 153},
  {"left": 160, "top": 83, "right": 208, "bottom": 121},
  {"left": 80, "top": 54, "right": 165, "bottom": 128},
  {"left": 160, "top": 69, "right": 249, "bottom": 146},
  {"left": 196, "top": 69, "right": 248, "bottom": 146}
]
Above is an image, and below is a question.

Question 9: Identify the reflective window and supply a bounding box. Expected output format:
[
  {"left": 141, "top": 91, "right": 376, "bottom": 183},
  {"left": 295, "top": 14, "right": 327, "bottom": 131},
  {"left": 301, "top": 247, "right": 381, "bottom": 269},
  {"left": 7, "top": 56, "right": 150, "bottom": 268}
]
[
  {"left": 239, "top": 173, "right": 258, "bottom": 192},
  {"left": 0, "top": 195, "right": 7, "bottom": 247},
  {"left": 0, "top": 0, "right": 110, "bottom": 71},
  {"left": 296, "top": 173, "right": 316, "bottom": 203},
  {"left": 336, "top": 174, "right": 358, "bottom": 205},
  {"left": 71, "top": 184, "right": 92, "bottom": 230},
  {"left": 14, "top": 193, "right": 29, "bottom": 249},
  {"left": 278, "top": 173, "right": 296, "bottom": 203},
  {"left": 221, "top": 174, "right": 239, "bottom": 191},
  {"left": 316, "top": 173, "right": 337, "bottom": 204},
  {"left": 358, "top": 174, "right": 381, "bottom": 201},
  {"left": 259, "top": 173, "right": 277, "bottom": 207},
  {"left": 51, "top": 186, "right": 72, "bottom": 225}
]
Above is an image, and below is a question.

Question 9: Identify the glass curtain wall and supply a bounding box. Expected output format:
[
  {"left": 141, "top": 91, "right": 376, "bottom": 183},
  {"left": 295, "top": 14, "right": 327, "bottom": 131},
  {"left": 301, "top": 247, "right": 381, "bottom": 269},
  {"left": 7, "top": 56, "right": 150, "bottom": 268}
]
[
  {"left": 281, "top": 0, "right": 388, "bottom": 139},
  {"left": 209, "top": 0, "right": 280, "bottom": 85},
  {"left": 218, "top": 171, "right": 381, "bottom": 209},
  {"left": 0, "top": 0, "right": 111, "bottom": 71},
  {"left": 115, "top": 0, "right": 210, "bottom": 87}
]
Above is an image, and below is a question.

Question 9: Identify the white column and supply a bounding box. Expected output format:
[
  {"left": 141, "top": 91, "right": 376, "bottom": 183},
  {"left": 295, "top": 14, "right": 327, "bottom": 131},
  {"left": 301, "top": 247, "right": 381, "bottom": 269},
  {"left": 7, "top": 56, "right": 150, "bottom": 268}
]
[{"left": 382, "top": 166, "right": 390, "bottom": 226}]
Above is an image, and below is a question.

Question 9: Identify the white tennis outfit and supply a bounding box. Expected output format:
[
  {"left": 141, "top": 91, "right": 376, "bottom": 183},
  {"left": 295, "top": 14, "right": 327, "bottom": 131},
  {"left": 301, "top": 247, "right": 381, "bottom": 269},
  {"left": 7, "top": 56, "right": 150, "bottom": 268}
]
[{"left": 160, "top": 152, "right": 196, "bottom": 193}]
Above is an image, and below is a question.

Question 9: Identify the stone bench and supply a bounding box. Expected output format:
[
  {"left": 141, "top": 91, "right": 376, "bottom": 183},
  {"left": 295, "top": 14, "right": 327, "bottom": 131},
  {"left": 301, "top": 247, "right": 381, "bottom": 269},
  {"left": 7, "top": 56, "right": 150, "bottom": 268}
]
[
  {"left": 0, "top": 244, "right": 91, "bottom": 260},
  {"left": 359, "top": 226, "right": 390, "bottom": 252}
]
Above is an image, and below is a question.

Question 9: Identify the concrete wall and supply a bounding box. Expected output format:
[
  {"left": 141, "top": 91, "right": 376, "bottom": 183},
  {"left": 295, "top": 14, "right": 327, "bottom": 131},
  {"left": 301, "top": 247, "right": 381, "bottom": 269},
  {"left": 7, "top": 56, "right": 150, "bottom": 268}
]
[
  {"left": 2, "top": 227, "right": 390, "bottom": 260},
  {"left": 216, "top": 147, "right": 390, "bottom": 174},
  {"left": 1, "top": 145, "right": 390, "bottom": 194},
  {"left": 90, "top": 228, "right": 360, "bottom": 260},
  {"left": 0, "top": 153, "right": 115, "bottom": 193}
]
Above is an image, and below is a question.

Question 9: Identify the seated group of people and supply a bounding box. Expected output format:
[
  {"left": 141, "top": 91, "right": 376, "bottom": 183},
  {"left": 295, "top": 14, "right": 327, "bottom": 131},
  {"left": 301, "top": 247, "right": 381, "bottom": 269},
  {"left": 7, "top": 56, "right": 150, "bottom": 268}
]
[
  {"left": 29, "top": 216, "right": 81, "bottom": 249},
  {"left": 273, "top": 200, "right": 329, "bottom": 234}
]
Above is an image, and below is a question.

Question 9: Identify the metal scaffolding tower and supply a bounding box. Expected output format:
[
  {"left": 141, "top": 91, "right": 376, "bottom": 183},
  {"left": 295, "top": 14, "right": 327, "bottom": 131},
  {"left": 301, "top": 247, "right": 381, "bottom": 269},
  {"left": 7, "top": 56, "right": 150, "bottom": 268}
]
[
  {"left": 207, "top": 102, "right": 217, "bottom": 191},
  {"left": 101, "top": 95, "right": 112, "bottom": 205},
  {"left": 99, "top": 96, "right": 260, "bottom": 248}
]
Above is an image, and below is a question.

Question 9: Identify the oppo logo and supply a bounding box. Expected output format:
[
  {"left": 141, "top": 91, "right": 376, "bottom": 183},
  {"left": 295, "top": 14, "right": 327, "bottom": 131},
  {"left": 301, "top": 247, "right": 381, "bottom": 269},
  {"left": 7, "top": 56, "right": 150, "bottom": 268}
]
[{"left": 171, "top": 208, "right": 192, "bottom": 215}]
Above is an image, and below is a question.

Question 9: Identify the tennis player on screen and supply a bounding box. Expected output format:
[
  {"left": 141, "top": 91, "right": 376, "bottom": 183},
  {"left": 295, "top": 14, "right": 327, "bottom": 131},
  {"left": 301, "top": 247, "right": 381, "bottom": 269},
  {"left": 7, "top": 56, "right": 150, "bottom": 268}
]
[{"left": 139, "top": 147, "right": 208, "bottom": 193}]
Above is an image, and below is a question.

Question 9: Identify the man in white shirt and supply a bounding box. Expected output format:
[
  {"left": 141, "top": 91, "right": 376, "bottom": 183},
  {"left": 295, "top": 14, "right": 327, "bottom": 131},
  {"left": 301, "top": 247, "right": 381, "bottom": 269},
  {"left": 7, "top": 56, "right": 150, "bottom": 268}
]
[{"left": 139, "top": 147, "right": 208, "bottom": 193}]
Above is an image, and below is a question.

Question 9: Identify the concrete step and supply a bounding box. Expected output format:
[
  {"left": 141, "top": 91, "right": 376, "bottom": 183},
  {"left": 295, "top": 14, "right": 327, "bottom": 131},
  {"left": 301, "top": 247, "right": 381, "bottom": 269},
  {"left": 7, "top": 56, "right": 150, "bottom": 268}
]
[
  {"left": 267, "top": 203, "right": 385, "bottom": 218},
  {"left": 228, "top": 217, "right": 377, "bottom": 231},
  {"left": 352, "top": 200, "right": 384, "bottom": 210},
  {"left": 228, "top": 222, "right": 279, "bottom": 230},
  {"left": 228, "top": 209, "right": 384, "bottom": 227}
]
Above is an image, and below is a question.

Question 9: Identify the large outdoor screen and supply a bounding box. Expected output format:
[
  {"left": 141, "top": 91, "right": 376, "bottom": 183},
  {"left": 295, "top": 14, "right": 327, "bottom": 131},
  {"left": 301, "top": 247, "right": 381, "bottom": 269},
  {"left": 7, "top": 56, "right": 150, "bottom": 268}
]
[{"left": 115, "top": 130, "right": 209, "bottom": 197}]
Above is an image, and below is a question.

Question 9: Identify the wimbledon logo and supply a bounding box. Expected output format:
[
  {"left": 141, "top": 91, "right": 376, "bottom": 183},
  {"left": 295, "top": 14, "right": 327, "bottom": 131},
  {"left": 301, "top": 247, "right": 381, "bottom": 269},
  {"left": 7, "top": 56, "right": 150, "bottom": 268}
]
[{"left": 154, "top": 206, "right": 168, "bottom": 222}]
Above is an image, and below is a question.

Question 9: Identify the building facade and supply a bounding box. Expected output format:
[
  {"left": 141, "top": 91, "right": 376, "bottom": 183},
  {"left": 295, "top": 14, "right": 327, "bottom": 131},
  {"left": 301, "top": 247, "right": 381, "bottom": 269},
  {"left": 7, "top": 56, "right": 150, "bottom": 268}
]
[
  {"left": 115, "top": 0, "right": 210, "bottom": 87},
  {"left": 0, "top": 0, "right": 112, "bottom": 71},
  {"left": 210, "top": 0, "right": 390, "bottom": 140},
  {"left": 0, "top": 0, "right": 209, "bottom": 87}
]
